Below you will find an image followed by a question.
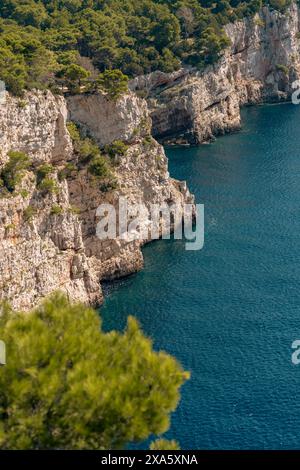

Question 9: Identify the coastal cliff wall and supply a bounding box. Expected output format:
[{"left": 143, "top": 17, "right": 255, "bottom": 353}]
[
  {"left": 131, "top": 1, "right": 300, "bottom": 144},
  {"left": 1, "top": 2, "right": 298, "bottom": 310},
  {"left": 0, "top": 90, "right": 193, "bottom": 310}
]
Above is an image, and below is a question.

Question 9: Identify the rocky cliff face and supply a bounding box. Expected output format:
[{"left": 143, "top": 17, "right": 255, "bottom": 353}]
[
  {"left": 67, "top": 92, "right": 193, "bottom": 282},
  {"left": 0, "top": 90, "right": 193, "bottom": 310},
  {"left": 131, "top": 1, "right": 300, "bottom": 144},
  {"left": 2, "top": 3, "right": 297, "bottom": 310}
]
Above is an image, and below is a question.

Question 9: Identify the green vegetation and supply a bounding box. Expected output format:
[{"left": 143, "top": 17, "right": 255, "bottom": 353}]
[
  {"left": 67, "top": 122, "right": 99, "bottom": 163},
  {"left": 36, "top": 163, "right": 54, "bottom": 185},
  {"left": 104, "top": 140, "right": 128, "bottom": 160},
  {"left": 68, "top": 205, "right": 81, "bottom": 215},
  {"left": 0, "top": 293, "right": 188, "bottom": 450},
  {"left": 19, "top": 189, "right": 29, "bottom": 199},
  {"left": 269, "top": 0, "right": 292, "bottom": 12},
  {"left": 0, "top": 1, "right": 293, "bottom": 96},
  {"left": 50, "top": 204, "right": 63, "bottom": 216},
  {"left": 23, "top": 205, "right": 36, "bottom": 221},
  {"left": 0, "top": 154, "right": 61, "bottom": 198},
  {"left": 98, "top": 179, "right": 118, "bottom": 193},
  {"left": 61, "top": 64, "right": 90, "bottom": 93},
  {"left": 88, "top": 155, "right": 111, "bottom": 178},
  {"left": 58, "top": 162, "right": 76, "bottom": 181},
  {"left": 35, "top": 163, "right": 57, "bottom": 193},
  {"left": 0, "top": 151, "right": 30, "bottom": 193},
  {"left": 276, "top": 63, "right": 289, "bottom": 74},
  {"left": 97, "top": 70, "right": 129, "bottom": 101},
  {"left": 67, "top": 121, "right": 117, "bottom": 190},
  {"left": 37, "top": 177, "right": 58, "bottom": 194},
  {"left": 66, "top": 122, "right": 81, "bottom": 142}
]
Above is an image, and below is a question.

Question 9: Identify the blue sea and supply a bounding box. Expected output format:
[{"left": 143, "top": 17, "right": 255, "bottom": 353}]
[{"left": 101, "top": 103, "right": 300, "bottom": 449}]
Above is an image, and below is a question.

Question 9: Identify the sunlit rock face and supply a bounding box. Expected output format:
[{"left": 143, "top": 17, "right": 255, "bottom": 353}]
[
  {"left": 0, "top": 90, "right": 193, "bottom": 310},
  {"left": 131, "top": 2, "right": 300, "bottom": 144}
]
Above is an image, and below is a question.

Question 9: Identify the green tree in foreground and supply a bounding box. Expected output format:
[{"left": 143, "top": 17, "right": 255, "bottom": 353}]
[{"left": 0, "top": 294, "right": 189, "bottom": 450}]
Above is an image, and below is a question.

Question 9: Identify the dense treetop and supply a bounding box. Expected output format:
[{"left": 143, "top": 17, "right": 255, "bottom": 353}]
[
  {"left": 0, "top": 1, "right": 293, "bottom": 95},
  {"left": 0, "top": 293, "right": 188, "bottom": 449}
]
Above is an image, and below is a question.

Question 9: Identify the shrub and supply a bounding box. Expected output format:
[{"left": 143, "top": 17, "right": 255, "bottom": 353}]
[
  {"left": 50, "top": 205, "right": 63, "bottom": 215},
  {"left": 1, "top": 151, "right": 30, "bottom": 192},
  {"left": 77, "top": 138, "right": 99, "bottom": 163},
  {"left": 19, "top": 189, "right": 29, "bottom": 199},
  {"left": 68, "top": 205, "right": 81, "bottom": 215},
  {"left": 276, "top": 63, "right": 289, "bottom": 75},
  {"left": 88, "top": 155, "right": 111, "bottom": 179},
  {"left": 23, "top": 205, "right": 36, "bottom": 221},
  {"left": 254, "top": 17, "right": 265, "bottom": 28},
  {"left": 67, "top": 122, "right": 81, "bottom": 142},
  {"left": 67, "top": 122, "right": 99, "bottom": 163},
  {"left": 62, "top": 64, "right": 90, "bottom": 93},
  {"left": 97, "top": 69, "right": 129, "bottom": 101},
  {"left": 269, "top": 0, "right": 291, "bottom": 13},
  {"left": 36, "top": 163, "right": 54, "bottom": 185},
  {"left": 18, "top": 100, "right": 27, "bottom": 109},
  {"left": 98, "top": 178, "right": 118, "bottom": 193},
  {"left": 58, "top": 163, "right": 77, "bottom": 181},
  {"left": 104, "top": 140, "right": 128, "bottom": 159},
  {"left": 38, "top": 177, "right": 58, "bottom": 194},
  {"left": 5, "top": 223, "right": 16, "bottom": 230},
  {"left": 143, "top": 135, "right": 156, "bottom": 148},
  {"left": 150, "top": 439, "right": 180, "bottom": 451}
]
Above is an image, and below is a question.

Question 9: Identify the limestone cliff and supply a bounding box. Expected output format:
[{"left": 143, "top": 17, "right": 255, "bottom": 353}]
[
  {"left": 130, "top": 1, "right": 300, "bottom": 144},
  {"left": 0, "top": 90, "right": 193, "bottom": 310},
  {"left": 2, "top": 2, "right": 297, "bottom": 310}
]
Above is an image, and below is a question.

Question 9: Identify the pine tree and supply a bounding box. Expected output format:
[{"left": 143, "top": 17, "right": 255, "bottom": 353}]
[{"left": 0, "top": 293, "right": 189, "bottom": 450}]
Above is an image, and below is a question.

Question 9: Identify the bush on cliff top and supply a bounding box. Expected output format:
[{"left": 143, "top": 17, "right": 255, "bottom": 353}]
[
  {"left": 0, "top": 293, "right": 188, "bottom": 450},
  {"left": 96, "top": 70, "right": 129, "bottom": 100}
]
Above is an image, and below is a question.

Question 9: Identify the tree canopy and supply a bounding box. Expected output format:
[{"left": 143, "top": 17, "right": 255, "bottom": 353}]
[
  {"left": 0, "top": 1, "right": 293, "bottom": 95},
  {"left": 0, "top": 293, "right": 189, "bottom": 449}
]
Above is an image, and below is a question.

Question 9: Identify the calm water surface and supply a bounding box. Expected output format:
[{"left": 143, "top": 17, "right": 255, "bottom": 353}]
[{"left": 101, "top": 104, "right": 300, "bottom": 449}]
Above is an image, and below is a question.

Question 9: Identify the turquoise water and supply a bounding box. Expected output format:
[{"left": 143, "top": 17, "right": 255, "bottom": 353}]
[{"left": 101, "top": 103, "right": 300, "bottom": 450}]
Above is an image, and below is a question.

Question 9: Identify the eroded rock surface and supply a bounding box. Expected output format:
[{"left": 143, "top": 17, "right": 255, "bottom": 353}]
[
  {"left": 0, "top": 90, "right": 193, "bottom": 310},
  {"left": 131, "top": 2, "right": 300, "bottom": 144}
]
